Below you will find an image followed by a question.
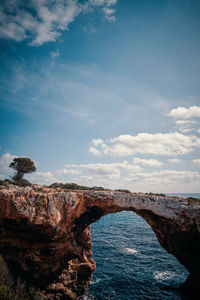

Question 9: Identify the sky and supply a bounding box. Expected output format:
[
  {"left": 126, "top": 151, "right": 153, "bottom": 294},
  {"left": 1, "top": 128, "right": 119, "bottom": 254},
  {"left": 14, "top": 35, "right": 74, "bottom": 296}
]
[{"left": 0, "top": 0, "right": 200, "bottom": 193}]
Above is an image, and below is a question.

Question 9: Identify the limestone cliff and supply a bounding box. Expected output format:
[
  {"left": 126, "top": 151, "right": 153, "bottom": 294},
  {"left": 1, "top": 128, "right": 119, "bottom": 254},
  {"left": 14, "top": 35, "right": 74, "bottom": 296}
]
[{"left": 0, "top": 185, "right": 200, "bottom": 299}]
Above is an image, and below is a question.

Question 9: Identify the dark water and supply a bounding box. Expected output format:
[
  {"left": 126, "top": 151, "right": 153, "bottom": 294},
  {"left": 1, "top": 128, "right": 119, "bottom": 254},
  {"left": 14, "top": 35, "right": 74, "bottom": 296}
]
[{"left": 79, "top": 193, "right": 200, "bottom": 300}]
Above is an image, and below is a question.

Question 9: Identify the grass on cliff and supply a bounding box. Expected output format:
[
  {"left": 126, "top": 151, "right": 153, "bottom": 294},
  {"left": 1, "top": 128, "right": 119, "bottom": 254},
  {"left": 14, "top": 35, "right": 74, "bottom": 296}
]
[
  {"left": 0, "top": 179, "right": 132, "bottom": 193},
  {"left": 186, "top": 197, "right": 200, "bottom": 205},
  {"left": 0, "top": 179, "right": 32, "bottom": 188},
  {"left": 49, "top": 182, "right": 132, "bottom": 193},
  {"left": 49, "top": 182, "right": 112, "bottom": 191},
  {"left": 0, "top": 255, "right": 44, "bottom": 300}
]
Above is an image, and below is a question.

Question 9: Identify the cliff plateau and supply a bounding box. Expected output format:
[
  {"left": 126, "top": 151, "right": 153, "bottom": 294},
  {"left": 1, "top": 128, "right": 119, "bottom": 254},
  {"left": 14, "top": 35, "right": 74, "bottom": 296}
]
[{"left": 0, "top": 185, "right": 200, "bottom": 299}]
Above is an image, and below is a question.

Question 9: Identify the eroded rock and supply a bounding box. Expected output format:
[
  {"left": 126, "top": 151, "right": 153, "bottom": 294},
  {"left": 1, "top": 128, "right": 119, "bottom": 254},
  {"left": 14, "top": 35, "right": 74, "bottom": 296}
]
[{"left": 0, "top": 185, "right": 200, "bottom": 298}]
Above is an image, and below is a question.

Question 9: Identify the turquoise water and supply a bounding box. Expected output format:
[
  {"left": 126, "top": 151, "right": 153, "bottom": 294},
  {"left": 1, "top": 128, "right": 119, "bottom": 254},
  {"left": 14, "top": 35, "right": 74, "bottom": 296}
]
[{"left": 81, "top": 193, "right": 199, "bottom": 300}]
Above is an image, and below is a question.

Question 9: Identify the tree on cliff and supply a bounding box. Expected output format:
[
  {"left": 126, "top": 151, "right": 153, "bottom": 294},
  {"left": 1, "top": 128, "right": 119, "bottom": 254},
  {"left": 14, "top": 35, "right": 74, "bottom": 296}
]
[{"left": 9, "top": 157, "right": 36, "bottom": 183}]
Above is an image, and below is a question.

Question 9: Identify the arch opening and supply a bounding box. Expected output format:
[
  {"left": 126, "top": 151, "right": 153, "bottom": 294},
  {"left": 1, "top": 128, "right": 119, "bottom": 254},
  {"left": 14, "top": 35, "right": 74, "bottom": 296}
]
[{"left": 87, "top": 211, "right": 189, "bottom": 300}]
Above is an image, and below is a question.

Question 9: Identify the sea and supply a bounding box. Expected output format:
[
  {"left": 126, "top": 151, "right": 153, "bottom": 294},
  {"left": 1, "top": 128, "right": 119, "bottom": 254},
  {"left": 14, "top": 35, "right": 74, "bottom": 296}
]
[{"left": 78, "top": 193, "right": 200, "bottom": 300}]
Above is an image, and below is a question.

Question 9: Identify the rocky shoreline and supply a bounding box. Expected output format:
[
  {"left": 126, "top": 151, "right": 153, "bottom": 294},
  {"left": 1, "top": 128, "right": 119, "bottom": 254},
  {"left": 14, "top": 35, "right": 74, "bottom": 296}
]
[{"left": 0, "top": 184, "right": 200, "bottom": 299}]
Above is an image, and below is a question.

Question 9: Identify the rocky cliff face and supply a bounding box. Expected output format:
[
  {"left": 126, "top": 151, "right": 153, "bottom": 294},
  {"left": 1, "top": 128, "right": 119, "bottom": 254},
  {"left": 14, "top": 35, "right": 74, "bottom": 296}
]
[{"left": 0, "top": 185, "right": 200, "bottom": 299}]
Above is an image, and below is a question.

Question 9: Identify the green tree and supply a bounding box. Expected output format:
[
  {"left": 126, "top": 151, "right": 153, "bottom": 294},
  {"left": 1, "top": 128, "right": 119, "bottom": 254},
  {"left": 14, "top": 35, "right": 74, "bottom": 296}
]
[{"left": 9, "top": 157, "right": 36, "bottom": 183}]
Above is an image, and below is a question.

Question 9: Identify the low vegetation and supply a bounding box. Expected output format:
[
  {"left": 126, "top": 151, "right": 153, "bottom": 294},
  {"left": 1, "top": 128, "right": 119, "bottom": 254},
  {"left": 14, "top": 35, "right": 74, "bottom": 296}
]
[
  {"left": 49, "top": 182, "right": 111, "bottom": 191},
  {"left": 187, "top": 197, "right": 200, "bottom": 205},
  {"left": 145, "top": 192, "right": 166, "bottom": 197},
  {"left": 114, "top": 189, "right": 131, "bottom": 193},
  {"left": 0, "top": 178, "right": 32, "bottom": 188},
  {"left": 0, "top": 255, "right": 44, "bottom": 300}
]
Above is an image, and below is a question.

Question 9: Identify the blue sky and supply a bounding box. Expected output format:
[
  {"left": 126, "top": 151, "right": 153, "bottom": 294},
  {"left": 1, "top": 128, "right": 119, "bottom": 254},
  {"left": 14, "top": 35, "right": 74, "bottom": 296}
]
[{"left": 0, "top": 0, "right": 200, "bottom": 192}]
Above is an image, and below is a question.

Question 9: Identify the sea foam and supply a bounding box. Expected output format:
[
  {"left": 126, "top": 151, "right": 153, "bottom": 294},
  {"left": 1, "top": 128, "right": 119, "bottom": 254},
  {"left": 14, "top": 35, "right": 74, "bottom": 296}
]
[
  {"left": 125, "top": 247, "right": 138, "bottom": 254},
  {"left": 154, "top": 271, "right": 176, "bottom": 282}
]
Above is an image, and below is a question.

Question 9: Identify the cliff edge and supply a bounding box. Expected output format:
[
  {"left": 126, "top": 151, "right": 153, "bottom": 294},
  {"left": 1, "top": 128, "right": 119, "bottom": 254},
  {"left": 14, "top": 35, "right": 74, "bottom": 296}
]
[{"left": 0, "top": 185, "right": 200, "bottom": 299}]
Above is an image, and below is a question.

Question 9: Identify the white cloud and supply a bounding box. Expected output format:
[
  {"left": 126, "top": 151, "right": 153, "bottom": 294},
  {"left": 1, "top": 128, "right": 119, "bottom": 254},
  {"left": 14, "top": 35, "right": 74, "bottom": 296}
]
[
  {"left": 176, "top": 120, "right": 196, "bottom": 125},
  {"left": 0, "top": 152, "right": 17, "bottom": 174},
  {"left": 168, "top": 158, "right": 181, "bottom": 164},
  {"left": 91, "top": 138, "right": 104, "bottom": 146},
  {"left": 197, "top": 129, "right": 200, "bottom": 133},
  {"left": 89, "top": 147, "right": 102, "bottom": 156},
  {"left": 27, "top": 171, "right": 58, "bottom": 184},
  {"left": 64, "top": 161, "right": 141, "bottom": 179},
  {"left": 133, "top": 158, "right": 163, "bottom": 167},
  {"left": 168, "top": 106, "right": 200, "bottom": 133},
  {"left": 90, "top": 132, "right": 200, "bottom": 157},
  {"left": 89, "top": 139, "right": 105, "bottom": 155},
  {"left": 126, "top": 170, "right": 200, "bottom": 193},
  {"left": 102, "top": 7, "right": 116, "bottom": 21},
  {"left": 192, "top": 159, "right": 200, "bottom": 166},
  {"left": 0, "top": 0, "right": 117, "bottom": 45},
  {"left": 56, "top": 168, "right": 82, "bottom": 175},
  {"left": 168, "top": 106, "right": 200, "bottom": 119},
  {"left": 90, "top": 0, "right": 117, "bottom": 6},
  {"left": 175, "top": 120, "right": 197, "bottom": 133},
  {"left": 51, "top": 50, "right": 60, "bottom": 59}
]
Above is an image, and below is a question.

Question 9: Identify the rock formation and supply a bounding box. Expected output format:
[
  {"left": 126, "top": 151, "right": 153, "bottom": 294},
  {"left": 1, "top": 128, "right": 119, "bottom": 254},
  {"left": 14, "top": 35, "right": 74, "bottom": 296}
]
[{"left": 0, "top": 185, "right": 200, "bottom": 299}]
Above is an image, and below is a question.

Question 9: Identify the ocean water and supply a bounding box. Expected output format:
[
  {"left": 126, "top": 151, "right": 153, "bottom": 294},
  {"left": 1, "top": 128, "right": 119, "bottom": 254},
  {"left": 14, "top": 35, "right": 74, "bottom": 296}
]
[{"left": 80, "top": 193, "right": 200, "bottom": 300}]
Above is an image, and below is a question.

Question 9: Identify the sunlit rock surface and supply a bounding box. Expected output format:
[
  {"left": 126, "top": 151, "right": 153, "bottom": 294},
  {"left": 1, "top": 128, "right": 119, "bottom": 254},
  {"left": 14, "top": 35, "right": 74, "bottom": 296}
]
[{"left": 0, "top": 185, "right": 200, "bottom": 299}]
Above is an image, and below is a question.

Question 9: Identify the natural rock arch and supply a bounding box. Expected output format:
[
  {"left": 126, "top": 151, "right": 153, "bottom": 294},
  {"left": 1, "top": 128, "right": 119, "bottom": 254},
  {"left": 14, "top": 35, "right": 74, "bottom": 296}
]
[
  {"left": 74, "top": 192, "right": 200, "bottom": 290},
  {"left": 0, "top": 186, "right": 200, "bottom": 299}
]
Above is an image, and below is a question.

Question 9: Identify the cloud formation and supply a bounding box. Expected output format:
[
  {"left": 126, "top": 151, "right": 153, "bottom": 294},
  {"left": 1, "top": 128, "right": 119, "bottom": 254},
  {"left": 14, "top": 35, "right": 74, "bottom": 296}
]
[
  {"left": 56, "top": 168, "right": 82, "bottom": 175},
  {"left": 102, "top": 7, "right": 116, "bottom": 21},
  {"left": 63, "top": 161, "right": 142, "bottom": 180},
  {"left": 168, "top": 158, "right": 181, "bottom": 164},
  {"left": 0, "top": 152, "right": 17, "bottom": 175},
  {"left": 133, "top": 158, "right": 163, "bottom": 167},
  {"left": 90, "top": 132, "right": 200, "bottom": 157},
  {"left": 168, "top": 106, "right": 200, "bottom": 132},
  {"left": 51, "top": 50, "right": 60, "bottom": 59},
  {"left": 27, "top": 171, "right": 58, "bottom": 184},
  {"left": 126, "top": 170, "right": 200, "bottom": 192},
  {"left": 175, "top": 120, "right": 197, "bottom": 133},
  {"left": 168, "top": 106, "right": 200, "bottom": 119},
  {"left": 192, "top": 159, "right": 200, "bottom": 166},
  {"left": 0, "top": 0, "right": 117, "bottom": 45}
]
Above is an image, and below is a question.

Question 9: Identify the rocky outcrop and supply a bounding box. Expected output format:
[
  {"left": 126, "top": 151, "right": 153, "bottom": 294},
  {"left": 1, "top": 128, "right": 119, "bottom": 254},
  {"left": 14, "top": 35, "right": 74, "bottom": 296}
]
[{"left": 0, "top": 185, "right": 200, "bottom": 299}]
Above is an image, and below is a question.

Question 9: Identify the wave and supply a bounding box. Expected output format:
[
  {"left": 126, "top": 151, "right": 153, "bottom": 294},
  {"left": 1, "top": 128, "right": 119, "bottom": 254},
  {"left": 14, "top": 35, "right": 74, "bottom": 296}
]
[
  {"left": 154, "top": 271, "right": 177, "bottom": 282},
  {"left": 91, "top": 278, "right": 102, "bottom": 285},
  {"left": 124, "top": 247, "right": 138, "bottom": 254}
]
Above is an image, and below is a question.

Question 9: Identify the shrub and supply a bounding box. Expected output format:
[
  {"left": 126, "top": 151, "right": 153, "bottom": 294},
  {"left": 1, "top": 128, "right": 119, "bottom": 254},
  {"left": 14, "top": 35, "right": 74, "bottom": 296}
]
[
  {"left": 187, "top": 197, "right": 200, "bottom": 205},
  {"left": 0, "top": 179, "right": 13, "bottom": 187},
  {"left": 31, "top": 290, "right": 44, "bottom": 300},
  {"left": 13, "top": 179, "right": 32, "bottom": 187},
  {"left": 0, "top": 285, "right": 14, "bottom": 300},
  {"left": 0, "top": 255, "right": 13, "bottom": 288},
  {"left": 49, "top": 182, "right": 111, "bottom": 191},
  {"left": 146, "top": 192, "right": 166, "bottom": 197},
  {"left": 49, "top": 182, "right": 65, "bottom": 189},
  {"left": 114, "top": 189, "right": 131, "bottom": 193},
  {"left": 0, "top": 256, "right": 44, "bottom": 300}
]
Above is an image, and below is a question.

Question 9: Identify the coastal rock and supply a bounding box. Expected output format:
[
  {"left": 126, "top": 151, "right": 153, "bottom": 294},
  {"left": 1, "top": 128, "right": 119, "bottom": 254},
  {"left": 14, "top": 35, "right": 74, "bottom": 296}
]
[{"left": 0, "top": 185, "right": 200, "bottom": 298}]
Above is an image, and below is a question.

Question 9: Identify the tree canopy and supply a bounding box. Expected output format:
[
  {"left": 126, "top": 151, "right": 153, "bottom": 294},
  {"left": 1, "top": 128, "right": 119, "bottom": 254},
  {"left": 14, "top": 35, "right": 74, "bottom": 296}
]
[{"left": 9, "top": 157, "right": 36, "bottom": 182}]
